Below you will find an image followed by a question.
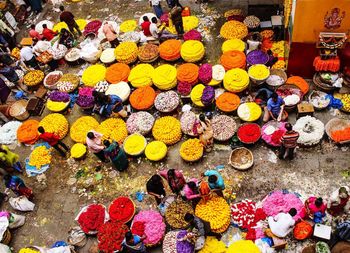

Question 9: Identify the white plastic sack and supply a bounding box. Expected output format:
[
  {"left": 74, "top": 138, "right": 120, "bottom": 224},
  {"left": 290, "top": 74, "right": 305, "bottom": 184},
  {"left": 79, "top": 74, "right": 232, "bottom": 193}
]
[
  {"left": 0, "top": 217, "right": 9, "bottom": 241},
  {"left": 9, "top": 196, "right": 35, "bottom": 212},
  {"left": 0, "top": 243, "right": 11, "bottom": 253},
  {"left": 47, "top": 246, "right": 71, "bottom": 253},
  {"left": 8, "top": 213, "right": 25, "bottom": 229},
  {"left": 255, "top": 239, "right": 275, "bottom": 253}
]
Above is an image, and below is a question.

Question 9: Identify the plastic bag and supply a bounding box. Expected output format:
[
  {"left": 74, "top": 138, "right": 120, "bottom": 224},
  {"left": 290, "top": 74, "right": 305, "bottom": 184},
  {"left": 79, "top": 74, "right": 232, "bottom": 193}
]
[
  {"left": 9, "top": 196, "right": 35, "bottom": 212},
  {"left": 8, "top": 213, "right": 25, "bottom": 229},
  {"left": 255, "top": 239, "right": 275, "bottom": 253},
  {"left": 0, "top": 243, "right": 11, "bottom": 253},
  {"left": 47, "top": 246, "right": 71, "bottom": 253},
  {"left": 0, "top": 216, "right": 9, "bottom": 241}
]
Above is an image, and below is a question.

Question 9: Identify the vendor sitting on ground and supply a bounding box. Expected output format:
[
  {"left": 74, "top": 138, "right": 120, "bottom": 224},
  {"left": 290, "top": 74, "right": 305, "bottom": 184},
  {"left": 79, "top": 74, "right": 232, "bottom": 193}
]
[
  {"left": 302, "top": 196, "right": 327, "bottom": 223},
  {"left": 141, "top": 16, "right": 152, "bottom": 37},
  {"left": 122, "top": 231, "right": 147, "bottom": 253},
  {"left": 267, "top": 208, "right": 297, "bottom": 238},
  {"left": 328, "top": 186, "right": 350, "bottom": 216},
  {"left": 201, "top": 169, "right": 225, "bottom": 197},
  {"left": 0, "top": 62, "right": 26, "bottom": 91},
  {"left": 263, "top": 92, "right": 287, "bottom": 122},
  {"left": 159, "top": 168, "right": 185, "bottom": 195},
  {"left": 57, "top": 28, "right": 75, "bottom": 49},
  {"left": 92, "top": 90, "right": 127, "bottom": 118},
  {"left": 29, "top": 24, "right": 43, "bottom": 40}
]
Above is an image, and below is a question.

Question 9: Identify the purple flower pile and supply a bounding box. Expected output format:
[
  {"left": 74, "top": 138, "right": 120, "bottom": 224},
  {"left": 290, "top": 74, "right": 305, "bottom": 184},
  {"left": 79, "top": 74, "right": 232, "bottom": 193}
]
[
  {"left": 246, "top": 50, "right": 269, "bottom": 65},
  {"left": 49, "top": 91, "right": 70, "bottom": 102}
]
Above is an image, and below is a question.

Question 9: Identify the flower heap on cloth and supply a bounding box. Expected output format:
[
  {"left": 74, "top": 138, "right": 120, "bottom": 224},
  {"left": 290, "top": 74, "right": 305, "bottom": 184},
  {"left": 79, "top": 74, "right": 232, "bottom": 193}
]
[
  {"left": 70, "top": 116, "right": 99, "bottom": 143},
  {"left": 145, "top": 141, "right": 167, "bottom": 161},
  {"left": 159, "top": 39, "right": 182, "bottom": 61},
  {"left": 131, "top": 221, "right": 145, "bottom": 237},
  {"left": 222, "top": 39, "right": 245, "bottom": 53},
  {"left": 126, "top": 111, "right": 155, "bottom": 135},
  {"left": 198, "top": 63, "right": 212, "bottom": 85},
  {"left": 237, "top": 102, "right": 262, "bottom": 122},
  {"left": 109, "top": 196, "right": 135, "bottom": 223},
  {"left": 262, "top": 190, "right": 305, "bottom": 220},
  {"left": 180, "top": 138, "right": 203, "bottom": 161},
  {"left": 231, "top": 199, "right": 266, "bottom": 229},
  {"left": 220, "top": 21, "right": 248, "bottom": 40},
  {"left": 163, "top": 231, "right": 179, "bottom": 253},
  {"left": 120, "top": 20, "right": 137, "bottom": 33},
  {"left": 177, "top": 230, "right": 195, "bottom": 253},
  {"left": 152, "top": 64, "right": 177, "bottom": 90},
  {"left": 237, "top": 123, "right": 261, "bottom": 143},
  {"left": 57, "top": 73, "right": 80, "bottom": 93},
  {"left": 28, "top": 145, "right": 51, "bottom": 168},
  {"left": 246, "top": 50, "right": 269, "bottom": 65},
  {"left": 70, "top": 143, "right": 87, "bottom": 159},
  {"left": 39, "top": 113, "right": 68, "bottom": 139},
  {"left": 155, "top": 91, "right": 180, "bottom": 112},
  {"left": 105, "top": 63, "right": 130, "bottom": 84},
  {"left": 184, "top": 29, "right": 202, "bottom": 41},
  {"left": 77, "top": 204, "right": 106, "bottom": 234},
  {"left": 0, "top": 121, "right": 22, "bottom": 145},
  {"left": 83, "top": 20, "right": 102, "bottom": 36},
  {"left": 183, "top": 16, "right": 199, "bottom": 32},
  {"left": 195, "top": 195, "right": 231, "bottom": 233},
  {"left": 181, "top": 40, "right": 205, "bottom": 63},
  {"left": 105, "top": 81, "right": 131, "bottom": 102},
  {"left": 98, "top": 221, "right": 129, "bottom": 252},
  {"left": 293, "top": 116, "right": 325, "bottom": 146},
  {"left": 180, "top": 111, "right": 199, "bottom": 136},
  {"left": 199, "top": 237, "right": 227, "bottom": 253},
  {"left": 209, "top": 64, "right": 226, "bottom": 86},
  {"left": 165, "top": 200, "right": 194, "bottom": 229},
  {"left": 76, "top": 87, "right": 95, "bottom": 108},
  {"left": 152, "top": 116, "right": 182, "bottom": 145},
  {"left": 94, "top": 81, "right": 109, "bottom": 93},
  {"left": 97, "top": 118, "right": 128, "bottom": 144},
  {"left": 220, "top": 50, "right": 246, "bottom": 70},
  {"left": 114, "top": 42, "right": 138, "bottom": 64},
  {"left": 132, "top": 210, "right": 166, "bottom": 246},
  {"left": 226, "top": 240, "right": 260, "bottom": 253},
  {"left": 190, "top": 84, "right": 205, "bottom": 107},
  {"left": 261, "top": 121, "right": 287, "bottom": 146},
  {"left": 248, "top": 64, "right": 270, "bottom": 81},
  {"left": 53, "top": 19, "right": 87, "bottom": 32},
  {"left": 216, "top": 92, "right": 240, "bottom": 112},
  {"left": 128, "top": 64, "right": 154, "bottom": 88},
  {"left": 212, "top": 115, "right": 237, "bottom": 141},
  {"left": 100, "top": 48, "right": 116, "bottom": 64},
  {"left": 223, "top": 68, "right": 249, "bottom": 93},
  {"left": 47, "top": 91, "right": 70, "bottom": 112},
  {"left": 138, "top": 44, "right": 159, "bottom": 62},
  {"left": 23, "top": 70, "right": 44, "bottom": 86},
  {"left": 17, "top": 119, "right": 40, "bottom": 145},
  {"left": 129, "top": 86, "right": 156, "bottom": 110},
  {"left": 286, "top": 76, "right": 309, "bottom": 95},
  {"left": 123, "top": 134, "right": 147, "bottom": 156},
  {"left": 82, "top": 64, "right": 106, "bottom": 87}
]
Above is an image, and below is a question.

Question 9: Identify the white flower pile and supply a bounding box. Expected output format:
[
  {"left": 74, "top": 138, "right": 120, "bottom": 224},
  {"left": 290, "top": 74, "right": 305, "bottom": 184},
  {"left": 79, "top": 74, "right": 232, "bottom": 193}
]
[
  {"left": 293, "top": 116, "right": 324, "bottom": 146},
  {"left": 0, "top": 121, "right": 22, "bottom": 144}
]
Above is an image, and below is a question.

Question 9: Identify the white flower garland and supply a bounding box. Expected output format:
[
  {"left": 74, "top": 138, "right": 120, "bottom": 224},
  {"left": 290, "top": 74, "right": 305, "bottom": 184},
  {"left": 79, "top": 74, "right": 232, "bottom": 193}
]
[{"left": 293, "top": 116, "right": 324, "bottom": 146}]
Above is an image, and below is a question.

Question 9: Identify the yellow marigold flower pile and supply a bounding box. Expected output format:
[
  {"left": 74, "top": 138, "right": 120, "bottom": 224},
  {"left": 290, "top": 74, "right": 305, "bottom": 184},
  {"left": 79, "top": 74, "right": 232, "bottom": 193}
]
[
  {"left": 190, "top": 84, "right": 205, "bottom": 107},
  {"left": 226, "top": 240, "right": 260, "bottom": 253},
  {"left": 183, "top": 16, "right": 199, "bottom": 32},
  {"left": 19, "top": 248, "right": 40, "bottom": 253},
  {"left": 272, "top": 60, "right": 286, "bottom": 70},
  {"left": 237, "top": 102, "right": 262, "bottom": 122},
  {"left": 271, "top": 41, "right": 285, "bottom": 58},
  {"left": 46, "top": 100, "right": 68, "bottom": 112},
  {"left": 70, "top": 116, "right": 99, "bottom": 143},
  {"left": 152, "top": 116, "right": 182, "bottom": 145},
  {"left": 120, "top": 20, "right": 137, "bottom": 33},
  {"left": 181, "top": 40, "right": 205, "bottom": 63},
  {"left": 220, "top": 21, "right": 248, "bottom": 40},
  {"left": 82, "top": 64, "right": 106, "bottom": 87},
  {"left": 70, "top": 143, "right": 87, "bottom": 159},
  {"left": 195, "top": 195, "right": 231, "bottom": 233},
  {"left": 248, "top": 64, "right": 270, "bottom": 80},
  {"left": 180, "top": 138, "right": 203, "bottom": 161},
  {"left": 128, "top": 64, "right": 154, "bottom": 87},
  {"left": 11, "top": 47, "right": 20, "bottom": 59},
  {"left": 53, "top": 19, "right": 87, "bottom": 32},
  {"left": 114, "top": 42, "right": 138, "bottom": 64},
  {"left": 123, "top": 133, "right": 147, "bottom": 156},
  {"left": 340, "top": 94, "right": 350, "bottom": 112},
  {"left": 29, "top": 145, "right": 51, "bottom": 168},
  {"left": 97, "top": 118, "right": 128, "bottom": 143},
  {"left": 223, "top": 68, "right": 249, "bottom": 93},
  {"left": 152, "top": 64, "right": 177, "bottom": 90},
  {"left": 39, "top": 113, "right": 68, "bottom": 139},
  {"left": 199, "top": 237, "right": 227, "bottom": 253},
  {"left": 23, "top": 70, "right": 44, "bottom": 86},
  {"left": 145, "top": 141, "right": 167, "bottom": 161},
  {"left": 222, "top": 39, "right": 245, "bottom": 53}
]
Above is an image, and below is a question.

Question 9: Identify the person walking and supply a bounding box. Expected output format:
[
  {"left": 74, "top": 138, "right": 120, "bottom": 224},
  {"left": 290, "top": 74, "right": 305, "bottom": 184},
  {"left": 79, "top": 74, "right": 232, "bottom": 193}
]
[
  {"left": 279, "top": 123, "right": 299, "bottom": 160},
  {"left": 3, "top": 174, "right": 33, "bottom": 200},
  {"left": 169, "top": 5, "right": 184, "bottom": 36},
  {"left": 38, "top": 126, "right": 69, "bottom": 157},
  {"left": 0, "top": 145, "right": 22, "bottom": 172},
  {"left": 149, "top": 0, "right": 163, "bottom": 18},
  {"left": 103, "top": 140, "right": 129, "bottom": 172},
  {"left": 86, "top": 131, "right": 108, "bottom": 163},
  {"left": 59, "top": 5, "right": 82, "bottom": 36},
  {"left": 146, "top": 174, "right": 166, "bottom": 204}
]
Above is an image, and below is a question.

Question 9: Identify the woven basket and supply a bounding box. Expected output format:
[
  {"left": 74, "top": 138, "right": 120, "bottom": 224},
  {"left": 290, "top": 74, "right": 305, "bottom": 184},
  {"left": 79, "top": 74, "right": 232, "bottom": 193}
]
[
  {"left": 313, "top": 73, "right": 337, "bottom": 92},
  {"left": 276, "top": 84, "right": 303, "bottom": 111},
  {"left": 325, "top": 118, "right": 350, "bottom": 144},
  {"left": 1, "top": 229, "right": 11, "bottom": 245},
  {"left": 267, "top": 69, "right": 287, "bottom": 88},
  {"left": 9, "top": 100, "right": 29, "bottom": 121},
  {"left": 308, "top": 90, "right": 330, "bottom": 110},
  {"left": 228, "top": 147, "right": 254, "bottom": 171}
]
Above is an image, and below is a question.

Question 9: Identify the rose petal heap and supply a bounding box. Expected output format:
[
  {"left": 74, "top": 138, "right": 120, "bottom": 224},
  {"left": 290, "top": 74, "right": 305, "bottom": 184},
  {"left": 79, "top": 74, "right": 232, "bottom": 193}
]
[
  {"left": 70, "top": 116, "right": 99, "bottom": 143},
  {"left": 128, "top": 64, "right": 154, "bottom": 87},
  {"left": 152, "top": 64, "right": 177, "bottom": 90},
  {"left": 181, "top": 40, "right": 205, "bottom": 63},
  {"left": 23, "top": 70, "right": 44, "bottom": 86},
  {"left": 98, "top": 221, "right": 129, "bottom": 252},
  {"left": 248, "top": 64, "right": 270, "bottom": 81},
  {"left": 180, "top": 111, "right": 198, "bottom": 136},
  {"left": 120, "top": 19, "right": 137, "bottom": 33},
  {"left": 100, "top": 48, "right": 116, "bottom": 64},
  {"left": 131, "top": 221, "right": 145, "bottom": 237},
  {"left": 230, "top": 199, "right": 266, "bottom": 229},
  {"left": 109, "top": 196, "right": 135, "bottom": 223},
  {"left": 198, "top": 63, "right": 212, "bottom": 85},
  {"left": 138, "top": 44, "right": 159, "bottom": 62},
  {"left": 39, "top": 113, "right": 68, "bottom": 139},
  {"left": 56, "top": 73, "right": 80, "bottom": 93},
  {"left": 155, "top": 91, "right": 180, "bottom": 112},
  {"left": 183, "top": 29, "right": 202, "bottom": 41},
  {"left": 77, "top": 204, "right": 106, "bottom": 233},
  {"left": 28, "top": 145, "right": 51, "bottom": 168},
  {"left": 227, "top": 240, "right": 260, "bottom": 253},
  {"left": 195, "top": 195, "right": 231, "bottom": 233},
  {"left": 70, "top": 143, "right": 87, "bottom": 159},
  {"left": 237, "top": 123, "right": 261, "bottom": 144},
  {"left": 105, "top": 63, "right": 130, "bottom": 84},
  {"left": 220, "top": 21, "right": 248, "bottom": 40},
  {"left": 216, "top": 92, "right": 240, "bottom": 112},
  {"left": 222, "top": 39, "right": 245, "bottom": 53},
  {"left": 159, "top": 39, "right": 182, "bottom": 61},
  {"left": 212, "top": 115, "right": 237, "bottom": 141},
  {"left": 145, "top": 141, "right": 167, "bottom": 161},
  {"left": 223, "top": 68, "right": 249, "bottom": 93},
  {"left": 17, "top": 119, "right": 40, "bottom": 144},
  {"left": 126, "top": 111, "right": 155, "bottom": 135},
  {"left": 114, "top": 42, "right": 138, "bottom": 64},
  {"left": 220, "top": 50, "right": 246, "bottom": 70},
  {"left": 129, "top": 86, "right": 156, "bottom": 110},
  {"left": 165, "top": 200, "right": 194, "bottom": 229},
  {"left": 246, "top": 50, "right": 269, "bottom": 65},
  {"left": 190, "top": 84, "right": 205, "bottom": 107},
  {"left": 97, "top": 118, "right": 128, "bottom": 143},
  {"left": 152, "top": 116, "right": 182, "bottom": 145},
  {"left": 123, "top": 133, "right": 147, "bottom": 156},
  {"left": 237, "top": 102, "right": 262, "bottom": 122},
  {"left": 82, "top": 64, "right": 106, "bottom": 87},
  {"left": 180, "top": 138, "right": 203, "bottom": 161},
  {"left": 199, "top": 237, "right": 227, "bottom": 253}
]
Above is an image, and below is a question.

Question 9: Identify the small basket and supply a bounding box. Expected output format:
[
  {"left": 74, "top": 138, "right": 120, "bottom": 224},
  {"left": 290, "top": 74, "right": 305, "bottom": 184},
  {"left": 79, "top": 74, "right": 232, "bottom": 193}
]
[
  {"left": 325, "top": 118, "right": 350, "bottom": 144},
  {"left": 313, "top": 73, "right": 337, "bottom": 92},
  {"left": 9, "top": 100, "right": 29, "bottom": 121},
  {"left": 266, "top": 69, "right": 287, "bottom": 89},
  {"left": 1, "top": 229, "right": 11, "bottom": 245},
  {"left": 43, "top": 71, "right": 63, "bottom": 90},
  {"left": 228, "top": 147, "right": 254, "bottom": 171},
  {"left": 308, "top": 90, "right": 330, "bottom": 110}
]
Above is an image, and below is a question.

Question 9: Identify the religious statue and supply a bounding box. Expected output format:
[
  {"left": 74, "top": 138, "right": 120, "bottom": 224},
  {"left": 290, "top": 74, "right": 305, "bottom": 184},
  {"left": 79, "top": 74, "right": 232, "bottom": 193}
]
[{"left": 324, "top": 8, "right": 346, "bottom": 30}]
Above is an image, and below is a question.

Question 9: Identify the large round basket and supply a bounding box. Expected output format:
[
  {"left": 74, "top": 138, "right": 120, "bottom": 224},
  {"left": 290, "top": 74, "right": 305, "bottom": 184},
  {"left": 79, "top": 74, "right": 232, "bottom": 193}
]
[
  {"left": 313, "top": 73, "right": 337, "bottom": 92},
  {"left": 43, "top": 71, "right": 63, "bottom": 90},
  {"left": 9, "top": 100, "right": 29, "bottom": 121},
  {"left": 325, "top": 118, "right": 350, "bottom": 144},
  {"left": 276, "top": 84, "right": 303, "bottom": 111},
  {"left": 57, "top": 74, "right": 80, "bottom": 93},
  {"left": 266, "top": 69, "right": 287, "bottom": 89},
  {"left": 308, "top": 90, "right": 330, "bottom": 110},
  {"left": 1, "top": 229, "right": 11, "bottom": 245},
  {"left": 108, "top": 196, "right": 136, "bottom": 223},
  {"left": 123, "top": 133, "right": 147, "bottom": 156},
  {"left": 228, "top": 147, "right": 254, "bottom": 171},
  {"left": 165, "top": 200, "right": 194, "bottom": 229}
]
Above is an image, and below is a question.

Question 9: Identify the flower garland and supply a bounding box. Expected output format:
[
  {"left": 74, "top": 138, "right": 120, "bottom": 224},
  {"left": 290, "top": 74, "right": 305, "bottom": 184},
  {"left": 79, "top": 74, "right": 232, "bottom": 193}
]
[
  {"left": 17, "top": 119, "right": 40, "bottom": 145},
  {"left": 152, "top": 64, "right": 177, "bottom": 90},
  {"left": 98, "top": 221, "right": 129, "bottom": 252},
  {"left": 237, "top": 102, "right": 262, "bottom": 122},
  {"left": 129, "top": 86, "right": 156, "bottom": 110},
  {"left": 70, "top": 143, "right": 87, "bottom": 159},
  {"left": 152, "top": 116, "right": 182, "bottom": 145},
  {"left": 220, "top": 50, "right": 246, "bottom": 70},
  {"left": 39, "top": 113, "right": 68, "bottom": 139},
  {"left": 70, "top": 116, "right": 99, "bottom": 144},
  {"left": 180, "top": 138, "right": 203, "bottom": 161},
  {"left": 82, "top": 64, "right": 106, "bottom": 87},
  {"left": 109, "top": 196, "right": 135, "bottom": 223},
  {"left": 145, "top": 141, "right": 167, "bottom": 161},
  {"left": 114, "top": 42, "right": 138, "bottom": 64},
  {"left": 77, "top": 204, "right": 106, "bottom": 233},
  {"left": 222, "top": 39, "right": 245, "bottom": 53},
  {"left": 293, "top": 116, "right": 325, "bottom": 146},
  {"left": 128, "top": 64, "right": 154, "bottom": 88},
  {"left": 183, "top": 29, "right": 202, "bottom": 41},
  {"left": 248, "top": 64, "right": 270, "bottom": 81},
  {"left": 159, "top": 39, "right": 182, "bottom": 61},
  {"left": 97, "top": 118, "right": 128, "bottom": 144},
  {"left": 123, "top": 134, "right": 147, "bottom": 156},
  {"left": 105, "top": 63, "right": 130, "bottom": 84},
  {"left": 0, "top": 121, "right": 22, "bottom": 145},
  {"left": 223, "top": 68, "right": 249, "bottom": 93},
  {"left": 46, "top": 100, "right": 69, "bottom": 112},
  {"left": 181, "top": 40, "right": 205, "bottom": 63},
  {"left": 220, "top": 21, "right": 248, "bottom": 40},
  {"left": 126, "top": 111, "right": 155, "bottom": 135},
  {"left": 29, "top": 145, "right": 52, "bottom": 168},
  {"left": 216, "top": 92, "right": 240, "bottom": 112}
]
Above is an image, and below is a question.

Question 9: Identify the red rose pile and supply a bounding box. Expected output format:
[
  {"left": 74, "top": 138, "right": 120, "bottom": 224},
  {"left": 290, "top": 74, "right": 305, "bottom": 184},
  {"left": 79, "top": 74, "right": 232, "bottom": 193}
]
[
  {"left": 237, "top": 123, "right": 261, "bottom": 143},
  {"left": 109, "top": 196, "right": 135, "bottom": 223},
  {"left": 131, "top": 221, "right": 145, "bottom": 237},
  {"left": 98, "top": 221, "right": 129, "bottom": 252},
  {"left": 77, "top": 204, "right": 106, "bottom": 234}
]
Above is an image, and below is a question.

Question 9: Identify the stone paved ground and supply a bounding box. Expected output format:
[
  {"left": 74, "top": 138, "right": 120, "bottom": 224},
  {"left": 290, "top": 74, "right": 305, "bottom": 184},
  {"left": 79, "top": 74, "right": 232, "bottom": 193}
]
[{"left": 2, "top": 0, "right": 350, "bottom": 252}]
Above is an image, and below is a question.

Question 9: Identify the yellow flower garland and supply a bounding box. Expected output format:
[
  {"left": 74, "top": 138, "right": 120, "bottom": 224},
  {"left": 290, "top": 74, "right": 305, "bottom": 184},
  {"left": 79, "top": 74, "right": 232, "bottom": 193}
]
[
  {"left": 227, "top": 240, "right": 260, "bottom": 253},
  {"left": 271, "top": 41, "right": 285, "bottom": 58},
  {"left": 180, "top": 139, "right": 203, "bottom": 161},
  {"left": 70, "top": 116, "right": 99, "bottom": 144},
  {"left": 220, "top": 21, "right": 248, "bottom": 40},
  {"left": 128, "top": 64, "right": 154, "bottom": 88},
  {"left": 82, "top": 64, "right": 106, "bottom": 87},
  {"left": 152, "top": 64, "right": 177, "bottom": 90},
  {"left": 237, "top": 102, "right": 262, "bottom": 122},
  {"left": 145, "top": 141, "right": 167, "bottom": 161},
  {"left": 190, "top": 84, "right": 205, "bottom": 107},
  {"left": 222, "top": 39, "right": 245, "bottom": 53},
  {"left": 114, "top": 42, "right": 138, "bottom": 64},
  {"left": 70, "top": 143, "right": 87, "bottom": 159},
  {"left": 97, "top": 118, "right": 128, "bottom": 143},
  {"left": 120, "top": 20, "right": 137, "bottom": 33},
  {"left": 29, "top": 145, "right": 51, "bottom": 168},
  {"left": 152, "top": 116, "right": 182, "bottom": 145},
  {"left": 248, "top": 64, "right": 270, "bottom": 80},
  {"left": 46, "top": 100, "right": 69, "bottom": 112},
  {"left": 123, "top": 133, "right": 147, "bottom": 156},
  {"left": 181, "top": 40, "right": 205, "bottom": 62},
  {"left": 39, "top": 113, "right": 68, "bottom": 139},
  {"left": 223, "top": 68, "right": 249, "bottom": 93},
  {"left": 199, "top": 237, "right": 227, "bottom": 253}
]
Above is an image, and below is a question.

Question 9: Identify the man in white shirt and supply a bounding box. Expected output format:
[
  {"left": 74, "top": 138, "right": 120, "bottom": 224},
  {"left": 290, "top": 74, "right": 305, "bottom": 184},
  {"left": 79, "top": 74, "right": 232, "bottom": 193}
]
[
  {"left": 268, "top": 208, "right": 297, "bottom": 238},
  {"left": 19, "top": 45, "right": 38, "bottom": 68}
]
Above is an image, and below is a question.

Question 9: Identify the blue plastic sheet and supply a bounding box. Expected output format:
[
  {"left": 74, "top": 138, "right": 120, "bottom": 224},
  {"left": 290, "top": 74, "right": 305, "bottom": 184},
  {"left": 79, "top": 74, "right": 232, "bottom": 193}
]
[{"left": 326, "top": 94, "right": 343, "bottom": 109}]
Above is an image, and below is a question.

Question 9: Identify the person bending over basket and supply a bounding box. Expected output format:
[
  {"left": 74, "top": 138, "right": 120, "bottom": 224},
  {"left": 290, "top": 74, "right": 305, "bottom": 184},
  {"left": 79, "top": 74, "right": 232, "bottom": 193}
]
[
  {"left": 38, "top": 126, "right": 69, "bottom": 157},
  {"left": 103, "top": 140, "right": 128, "bottom": 172},
  {"left": 159, "top": 168, "right": 185, "bottom": 195},
  {"left": 263, "top": 92, "right": 287, "bottom": 122}
]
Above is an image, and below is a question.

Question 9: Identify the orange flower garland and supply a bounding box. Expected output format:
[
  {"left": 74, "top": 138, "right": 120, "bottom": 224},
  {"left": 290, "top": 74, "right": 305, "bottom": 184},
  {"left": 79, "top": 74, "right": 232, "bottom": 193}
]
[
  {"left": 177, "top": 63, "right": 199, "bottom": 85},
  {"left": 17, "top": 119, "right": 40, "bottom": 144},
  {"left": 331, "top": 127, "right": 350, "bottom": 143},
  {"left": 216, "top": 92, "right": 241, "bottom": 112},
  {"left": 220, "top": 50, "right": 246, "bottom": 70},
  {"left": 286, "top": 76, "right": 309, "bottom": 95},
  {"left": 129, "top": 86, "right": 156, "bottom": 110},
  {"left": 105, "top": 63, "right": 131, "bottom": 84},
  {"left": 159, "top": 39, "right": 182, "bottom": 61}
]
